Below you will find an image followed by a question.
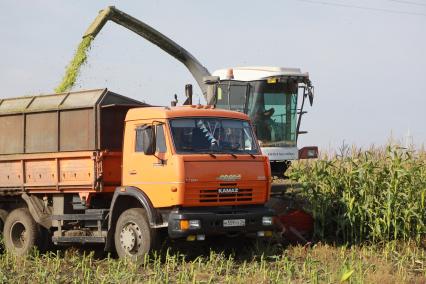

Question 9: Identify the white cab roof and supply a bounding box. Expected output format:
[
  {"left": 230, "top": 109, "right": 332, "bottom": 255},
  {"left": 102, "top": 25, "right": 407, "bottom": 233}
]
[{"left": 212, "top": 66, "right": 309, "bottom": 81}]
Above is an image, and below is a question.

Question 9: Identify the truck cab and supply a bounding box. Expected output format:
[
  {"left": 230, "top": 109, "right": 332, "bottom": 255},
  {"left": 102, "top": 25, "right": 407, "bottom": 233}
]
[{"left": 119, "top": 106, "right": 274, "bottom": 246}]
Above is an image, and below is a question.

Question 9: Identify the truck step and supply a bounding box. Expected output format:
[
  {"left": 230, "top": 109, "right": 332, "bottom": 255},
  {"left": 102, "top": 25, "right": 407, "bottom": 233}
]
[
  {"left": 52, "top": 236, "right": 106, "bottom": 244},
  {"left": 52, "top": 209, "right": 109, "bottom": 221}
]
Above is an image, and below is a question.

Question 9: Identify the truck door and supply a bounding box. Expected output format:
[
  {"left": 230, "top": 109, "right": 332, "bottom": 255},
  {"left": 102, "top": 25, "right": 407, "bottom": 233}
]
[{"left": 123, "top": 123, "right": 171, "bottom": 202}]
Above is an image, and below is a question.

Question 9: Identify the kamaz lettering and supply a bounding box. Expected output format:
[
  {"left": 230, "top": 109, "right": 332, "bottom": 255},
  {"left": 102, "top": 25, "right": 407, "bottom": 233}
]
[{"left": 218, "top": 188, "right": 239, "bottom": 194}]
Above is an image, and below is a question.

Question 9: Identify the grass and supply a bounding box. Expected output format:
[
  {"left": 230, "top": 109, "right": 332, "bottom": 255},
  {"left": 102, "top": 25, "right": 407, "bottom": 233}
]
[
  {"left": 0, "top": 239, "right": 424, "bottom": 283},
  {"left": 54, "top": 36, "right": 94, "bottom": 93}
]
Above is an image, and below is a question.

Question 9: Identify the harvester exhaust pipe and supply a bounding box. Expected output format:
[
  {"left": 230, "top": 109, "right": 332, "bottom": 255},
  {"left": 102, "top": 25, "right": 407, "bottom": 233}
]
[{"left": 184, "top": 84, "right": 193, "bottom": 105}]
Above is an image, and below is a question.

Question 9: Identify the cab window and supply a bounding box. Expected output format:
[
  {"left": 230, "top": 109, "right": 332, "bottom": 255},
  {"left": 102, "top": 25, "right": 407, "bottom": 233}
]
[
  {"left": 135, "top": 125, "right": 153, "bottom": 152},
  {"left": 135, "top": 124, "right": 167, "bottom": 153},
  {"left": 155, "top": 125, "right": 167, "bottom": 153}
]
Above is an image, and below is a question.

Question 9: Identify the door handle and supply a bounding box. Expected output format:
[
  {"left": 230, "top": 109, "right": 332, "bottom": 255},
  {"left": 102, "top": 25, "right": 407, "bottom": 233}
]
[{"left": 129, "top": 170, "right": 137, "bottom": 175}]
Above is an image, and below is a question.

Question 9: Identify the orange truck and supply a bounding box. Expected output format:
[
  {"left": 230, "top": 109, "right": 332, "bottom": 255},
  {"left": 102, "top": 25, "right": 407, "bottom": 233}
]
[{"left": 0, "top": 88, "right": 274, "bottom": 258}]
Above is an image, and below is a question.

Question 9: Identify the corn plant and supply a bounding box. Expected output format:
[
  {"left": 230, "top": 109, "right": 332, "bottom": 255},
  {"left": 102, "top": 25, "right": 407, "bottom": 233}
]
[{"left": 289, "top": 145, "right": 426, "bottom": 244}]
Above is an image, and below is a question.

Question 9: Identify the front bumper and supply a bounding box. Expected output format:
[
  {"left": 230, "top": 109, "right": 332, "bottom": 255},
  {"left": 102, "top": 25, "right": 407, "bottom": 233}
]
[{"left": 168, "top": 205, "right": 275, "bottom": 239}]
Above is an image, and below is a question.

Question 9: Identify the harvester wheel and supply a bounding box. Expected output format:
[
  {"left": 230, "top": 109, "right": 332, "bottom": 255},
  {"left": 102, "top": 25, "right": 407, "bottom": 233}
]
[
  {"left": 114, "top": 208, "right": 153, "bottom": 260},
  {"left": 3, "top": 208, "right": 40, "bottom": 256},
  {"left": 0, "top": 209, "right": 8, "bottom": 234}
]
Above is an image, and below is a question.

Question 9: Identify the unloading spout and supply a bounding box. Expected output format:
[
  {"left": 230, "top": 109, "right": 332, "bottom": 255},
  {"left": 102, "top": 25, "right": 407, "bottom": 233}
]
[{"left": 83, "top": 6, "right": 211, "bottom": 100}]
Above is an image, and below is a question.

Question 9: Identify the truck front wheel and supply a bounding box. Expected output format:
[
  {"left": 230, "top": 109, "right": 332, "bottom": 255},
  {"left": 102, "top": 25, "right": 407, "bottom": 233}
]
[
  {"left": 114, "top": 208, "right": 153, "bottom": 259},
  {"left": 3, "top": 208, "right": 39, "bottom": 256}
]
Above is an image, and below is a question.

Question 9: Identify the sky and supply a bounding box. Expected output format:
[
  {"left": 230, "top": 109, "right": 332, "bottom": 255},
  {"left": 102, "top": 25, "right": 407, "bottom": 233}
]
[{"left": 0, "top": 0, "right": 425, "bottom": 150}]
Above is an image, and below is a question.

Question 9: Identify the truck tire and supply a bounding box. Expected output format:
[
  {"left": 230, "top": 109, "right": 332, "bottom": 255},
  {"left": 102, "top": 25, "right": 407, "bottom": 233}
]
[
  {"left": 0, "top": 209, "right": 8, "bottom": 234},
  {"left": 3, "top": 208, "right": 40, "bottom": 256},
  {"left": 114, "top": 208, "right": 153, "bottom": 260}
]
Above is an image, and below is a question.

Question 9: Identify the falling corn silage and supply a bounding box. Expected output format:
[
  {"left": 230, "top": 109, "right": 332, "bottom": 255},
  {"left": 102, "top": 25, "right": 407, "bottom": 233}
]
[{"left": 55, "top": 36, "right": 94, "bottom": 93}]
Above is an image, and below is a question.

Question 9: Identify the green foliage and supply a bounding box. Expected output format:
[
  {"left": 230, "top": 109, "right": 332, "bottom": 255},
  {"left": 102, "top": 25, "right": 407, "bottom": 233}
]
[
  {"left": 289, "top": 146, "right": 426, "bottom": 244},
  {"left": 55, "top": 36, "right": 94, "bottom": 93}
]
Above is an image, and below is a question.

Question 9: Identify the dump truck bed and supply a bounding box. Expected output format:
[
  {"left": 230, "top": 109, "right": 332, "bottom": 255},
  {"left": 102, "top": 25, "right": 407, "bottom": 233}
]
[
  {"left": 0, "top": 151, "right": 121, "bottom": 196},
  {"left": 0, "top": 89, "right": 146, "bottom": 195}
]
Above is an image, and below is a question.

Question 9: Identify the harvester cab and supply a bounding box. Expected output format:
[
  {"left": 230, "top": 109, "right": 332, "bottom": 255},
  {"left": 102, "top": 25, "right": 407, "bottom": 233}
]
[{"left": 211, "top": 67, "right": 318, "bottom": 177}]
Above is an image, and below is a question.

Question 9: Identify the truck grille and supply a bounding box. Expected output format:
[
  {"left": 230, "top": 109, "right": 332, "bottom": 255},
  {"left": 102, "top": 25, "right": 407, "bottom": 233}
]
[
  {"left": 183, "top": 181, "right": 267, "bottom": 206},
  {"left": 199, "top": 188, "right": 253, "bottom": 203}
]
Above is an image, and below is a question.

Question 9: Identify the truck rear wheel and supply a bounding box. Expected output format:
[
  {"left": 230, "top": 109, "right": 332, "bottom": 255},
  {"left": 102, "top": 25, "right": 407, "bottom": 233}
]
[
  {"left": 114, "top": 208, "right": 153, "bottom": 260},
  {"left": 3, "top": 208, "right": 39, "bottom": 256}
]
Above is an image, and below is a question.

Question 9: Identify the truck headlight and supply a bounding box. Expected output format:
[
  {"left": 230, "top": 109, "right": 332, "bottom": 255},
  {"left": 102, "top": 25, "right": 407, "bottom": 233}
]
[
  {"left": 262, "top": 216, "right": 273, "bottom": 226},
  {"left": 189, "top": 220, "right": 201, "bottom": 229}
]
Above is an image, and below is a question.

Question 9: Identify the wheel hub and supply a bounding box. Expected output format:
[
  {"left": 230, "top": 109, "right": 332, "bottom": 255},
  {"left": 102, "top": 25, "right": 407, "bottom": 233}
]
[
  {"left": 10, "top": 221, "right": 27, "bottom": 249},
  {"left": 120, "top": 222, "right": 142, "bottom": 254}
]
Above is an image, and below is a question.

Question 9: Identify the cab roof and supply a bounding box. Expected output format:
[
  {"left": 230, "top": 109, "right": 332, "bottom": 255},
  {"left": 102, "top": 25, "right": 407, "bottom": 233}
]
[{"left": 125, "top": 106, "right": 250, "bottom": 121}]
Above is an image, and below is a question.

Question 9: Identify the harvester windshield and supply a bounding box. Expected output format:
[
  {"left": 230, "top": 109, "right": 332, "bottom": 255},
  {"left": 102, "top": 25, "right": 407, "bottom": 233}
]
[{"left": 216, "top": 80, "right": 298, "bottom": 147}]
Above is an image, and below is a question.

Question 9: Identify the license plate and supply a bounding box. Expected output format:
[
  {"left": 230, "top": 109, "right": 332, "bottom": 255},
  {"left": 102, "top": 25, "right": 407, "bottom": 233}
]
[{"left": 223, "top": 219, "right": 246, "bottom": 227}]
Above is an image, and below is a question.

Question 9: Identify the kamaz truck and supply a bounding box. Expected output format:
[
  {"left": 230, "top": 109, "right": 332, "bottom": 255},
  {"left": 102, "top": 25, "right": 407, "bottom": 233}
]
[{"left": 0, "top": 89, "right": 274, "bottom": 259}]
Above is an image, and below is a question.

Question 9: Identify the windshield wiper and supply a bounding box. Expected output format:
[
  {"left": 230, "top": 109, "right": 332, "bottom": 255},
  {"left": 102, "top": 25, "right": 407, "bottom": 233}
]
[
  {"left": 246, "top": 152, "right": 256, "bottom": 159},
  {"left": 222, "top": 147, "right": 257, "bottom": 159},
  {"left": 221, "top": 148, "right": 238, "bottom": 159},
  {"left": 208, "top": 151, "right": 217, "bottom": 158},
  {"left": 190, "top": 148, "right": 217, "bottom": 158}
]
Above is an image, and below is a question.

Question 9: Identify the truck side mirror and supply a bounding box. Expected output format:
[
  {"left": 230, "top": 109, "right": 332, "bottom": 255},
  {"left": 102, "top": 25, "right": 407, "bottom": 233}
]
[
  {"left": 142, "top": 127, "right": 156, "bottom": 155},
  {"left": 183, "top": 84, "right": 193, "bottom": 105},
  {"left": 203, "top": 76, "right": 220, "bottom": 105}
]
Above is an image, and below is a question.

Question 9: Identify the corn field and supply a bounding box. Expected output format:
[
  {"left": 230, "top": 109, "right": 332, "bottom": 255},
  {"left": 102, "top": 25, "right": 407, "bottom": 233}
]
[{"left": 289, "top": 145, "right": 426, "bottom": 244}]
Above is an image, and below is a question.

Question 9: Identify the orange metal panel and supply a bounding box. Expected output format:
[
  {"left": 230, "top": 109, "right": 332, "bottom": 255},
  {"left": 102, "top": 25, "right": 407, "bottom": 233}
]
[
  {"left": 0, "top": 161, "right": 23, "bottom": 187},
  {"left": 101, "top": 153, "right": 122, "bottom": 185},
  {"left": 24, "top": 159, "right": 57, "bottom": 186},
  {"left": 59, "top": 158, "right": 94, "bottom": 184},
  {"left": 0, "top": 151, "right": 122, "bottom": 195}
]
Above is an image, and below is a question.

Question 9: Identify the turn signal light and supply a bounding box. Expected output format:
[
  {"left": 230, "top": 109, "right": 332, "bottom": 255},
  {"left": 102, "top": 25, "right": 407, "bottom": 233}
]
[
  {"left": 180, "top": 220, "right": 190, "bottom": 230},
  {"left": 180, "top": 219, "right": 202, "bottom": 230}
]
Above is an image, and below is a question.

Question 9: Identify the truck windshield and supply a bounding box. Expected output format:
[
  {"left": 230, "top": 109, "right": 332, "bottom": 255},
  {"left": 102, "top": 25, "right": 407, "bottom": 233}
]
[
  {"left": 216, "top": 80, "right": 298, "bottom": 147},
  {"left": 169, "top": 118, "right": 259, "bottom": 154}
]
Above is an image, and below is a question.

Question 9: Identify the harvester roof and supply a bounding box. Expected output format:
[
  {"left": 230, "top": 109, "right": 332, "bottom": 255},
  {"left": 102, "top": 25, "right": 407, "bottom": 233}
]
[{"left": 212, "top": 66, "right": 309, "bottom": 82}]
